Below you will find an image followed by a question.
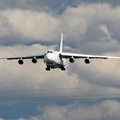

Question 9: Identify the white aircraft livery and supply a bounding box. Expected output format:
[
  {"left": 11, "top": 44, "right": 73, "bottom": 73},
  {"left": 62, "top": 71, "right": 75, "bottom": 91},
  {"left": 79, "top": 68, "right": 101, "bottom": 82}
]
[{"left": 3, "top": 34, "right": 120, "bottom": 71}]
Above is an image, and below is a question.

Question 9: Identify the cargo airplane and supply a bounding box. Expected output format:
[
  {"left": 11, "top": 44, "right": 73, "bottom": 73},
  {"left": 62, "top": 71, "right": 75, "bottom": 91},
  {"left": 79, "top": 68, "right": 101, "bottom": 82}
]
[{"left": 2, "top": 34, "right": 120, "bottom": 71}]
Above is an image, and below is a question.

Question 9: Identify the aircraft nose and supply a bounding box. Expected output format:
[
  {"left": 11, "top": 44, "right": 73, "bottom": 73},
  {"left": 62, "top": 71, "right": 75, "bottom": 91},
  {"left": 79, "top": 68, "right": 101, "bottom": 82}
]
[
  {"left": 47, "top": 54, "right": 51, "bottom": 59},
  {"left": 44, "top": 54, "right": 52, "bottom": 62}
]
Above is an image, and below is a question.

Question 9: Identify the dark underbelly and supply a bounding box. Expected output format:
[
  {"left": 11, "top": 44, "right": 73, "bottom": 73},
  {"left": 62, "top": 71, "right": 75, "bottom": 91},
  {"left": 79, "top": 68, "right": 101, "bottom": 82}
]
[{"left": 46, "top": 61, "right": 61, "bottom": 68}]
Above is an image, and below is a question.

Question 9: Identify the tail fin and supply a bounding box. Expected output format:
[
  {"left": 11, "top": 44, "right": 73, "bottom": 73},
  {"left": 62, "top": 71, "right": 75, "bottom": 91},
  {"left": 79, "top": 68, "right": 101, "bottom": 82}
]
[{"left": 59, "top": 33, "right": 63, "bottom": 53}]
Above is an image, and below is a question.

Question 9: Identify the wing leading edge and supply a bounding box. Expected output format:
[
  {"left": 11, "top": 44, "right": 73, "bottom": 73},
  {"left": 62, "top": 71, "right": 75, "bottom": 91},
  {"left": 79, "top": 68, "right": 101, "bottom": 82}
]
[
  {"left": 5, "top": 52, "right": 120, "bottom": 61},
  {"left": 61, "top": 52, "right": 120, "bottom": 59},
  {"left": 0, "top": 53, "right": 45, "bottom": 60}
]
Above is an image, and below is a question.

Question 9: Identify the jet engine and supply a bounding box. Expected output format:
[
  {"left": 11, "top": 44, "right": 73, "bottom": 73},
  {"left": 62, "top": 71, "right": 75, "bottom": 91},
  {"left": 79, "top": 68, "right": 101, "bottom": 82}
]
[
  {"left": 84, "top": 58, "right": 90, "bottom": 64},
  {"left": 69, "top": 57, "right": 75, "bottom": 63},
  {"left": 32, "top": 58, "right": 37, "bottom": 64},
  {"left": 18, "top": 59, "right": 24, "bottom": 65}
]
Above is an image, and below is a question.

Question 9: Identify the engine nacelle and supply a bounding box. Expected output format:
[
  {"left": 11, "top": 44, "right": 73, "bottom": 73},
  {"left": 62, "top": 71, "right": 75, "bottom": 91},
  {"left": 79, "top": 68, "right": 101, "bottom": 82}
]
[
  {"left": 84, "top": 58, "right": 90, "bottom": 64},
  {"left": 69, "top": 57, "right": 75, "bottom": 63},
  {"left": 32, "top": 58, "right": 37, "bottom": 64},
  {"left": 18, "top": 59, "right": 24, "bottom": 65}
]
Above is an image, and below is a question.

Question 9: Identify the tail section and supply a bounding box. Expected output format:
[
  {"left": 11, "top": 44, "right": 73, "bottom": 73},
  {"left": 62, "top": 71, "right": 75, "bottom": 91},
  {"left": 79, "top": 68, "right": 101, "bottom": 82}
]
[{"left": 59, "top": 33, "right": 63, "bottom": 53}]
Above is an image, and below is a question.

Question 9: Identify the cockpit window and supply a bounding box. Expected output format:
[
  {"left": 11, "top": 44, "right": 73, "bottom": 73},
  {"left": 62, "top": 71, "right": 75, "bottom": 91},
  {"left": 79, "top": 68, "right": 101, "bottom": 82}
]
[{"left": 47, "top": 50, "right": 53, "bottom": 53}]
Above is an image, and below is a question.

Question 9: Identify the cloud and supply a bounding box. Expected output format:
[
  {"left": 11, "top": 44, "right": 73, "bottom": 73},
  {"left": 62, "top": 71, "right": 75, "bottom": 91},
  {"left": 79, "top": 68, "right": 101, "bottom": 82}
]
[
  {"left": 73, "top": 0, "right": 120, "bottom": 6},
  {"left": 0, "top": 119, "right": 4, "bottom": 120},
  {"left": 0, "top": 8, "right": 87, "bottom": 42},
  {"left": 0, "top": 0, "right": 120, "bottom": 12},
  {"left": 0, "top": 44, "right": 83, "bottom": 99},
  {"left": 0, "top": 0, "right": 68, "bottom": 13},
  {"left": 1, "top": 2, "right": 120, "bottom": 119},
  {"left": 0, "top": 9, "right": 61, "bottom": 42},
  {"left": 0, "top": 44, "right": 120, "bottom": 102},
  {"left": 17, "top": 100, "right": 120, "bottom": 120},
  {"left": 0, "top": 3, "right": 120, "bottom": 48},
  {"left": 99, "top": 24, "right": 111, "bottom": 37}
]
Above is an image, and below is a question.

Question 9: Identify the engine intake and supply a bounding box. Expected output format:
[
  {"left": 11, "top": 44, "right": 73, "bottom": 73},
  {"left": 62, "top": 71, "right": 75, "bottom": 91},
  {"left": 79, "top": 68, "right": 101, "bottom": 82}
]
[
  {"left": 69, "top": 57, "right": 75, "bottom": 63},
  {"left": 32, "top": 58, "right": 37, "bottom": 64},
  {"left": 18, "top": 59, "right": 24, "bottom": 65},
  {"left": 84, "top": 58, "right": 90, "bottom": 64}
]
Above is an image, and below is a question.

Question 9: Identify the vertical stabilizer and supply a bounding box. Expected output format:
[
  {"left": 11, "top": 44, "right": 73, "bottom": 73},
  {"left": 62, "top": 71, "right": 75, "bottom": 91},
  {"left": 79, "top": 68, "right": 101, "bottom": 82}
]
[{"left": 59, "top": 33, "right": 63, "bottom": 53}]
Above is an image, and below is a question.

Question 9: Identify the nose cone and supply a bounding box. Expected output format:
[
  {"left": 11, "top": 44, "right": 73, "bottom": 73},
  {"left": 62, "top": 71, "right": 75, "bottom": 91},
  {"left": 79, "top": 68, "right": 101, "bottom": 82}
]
[{"left": 44, "top": 54, "right": 53, "bottom": 62}]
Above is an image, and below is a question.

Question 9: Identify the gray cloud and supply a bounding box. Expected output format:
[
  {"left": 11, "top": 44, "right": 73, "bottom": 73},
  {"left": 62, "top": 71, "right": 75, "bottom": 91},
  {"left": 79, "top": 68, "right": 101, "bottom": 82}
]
[
  {"left": 0, "top": 3, "right": 120, "bottom": 105},
  {"left": 0, "top": 44, "right": 120, "bottom": 101},
  {"left": 2, "top": 2, "right": 120, "bottom": 60},
  {"left": 0, "top": 1, "right": 120, "bottom": 119},
  {"left": 17, "top": 100, "right": 120, "bottom": 120},
  {"left": 69, "top": 0, "right": 120, "bottom": 7},
  {"left": 0, "top": 0, "right": 119, "bottom": 12},
  {"left": 0, "top": 0, "right": 69, "bottom": 13}
]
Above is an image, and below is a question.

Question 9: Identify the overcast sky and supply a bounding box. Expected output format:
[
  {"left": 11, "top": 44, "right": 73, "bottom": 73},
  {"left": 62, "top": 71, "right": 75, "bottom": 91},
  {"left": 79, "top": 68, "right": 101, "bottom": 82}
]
[{"left": 0, "top": 0, "right": 120, "bottom": 120}]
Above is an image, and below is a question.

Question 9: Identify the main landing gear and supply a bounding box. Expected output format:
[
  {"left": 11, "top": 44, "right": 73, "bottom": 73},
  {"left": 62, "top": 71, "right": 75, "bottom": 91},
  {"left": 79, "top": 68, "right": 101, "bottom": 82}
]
[
  {"left": 46, "top": 65, "right": 66, "bottom": 71},
  {"left": 61, "top": 66, "right": 66, "bottom": 71},
  {"left": 46, "top": 65, "right": 50, "bottom": 71}
]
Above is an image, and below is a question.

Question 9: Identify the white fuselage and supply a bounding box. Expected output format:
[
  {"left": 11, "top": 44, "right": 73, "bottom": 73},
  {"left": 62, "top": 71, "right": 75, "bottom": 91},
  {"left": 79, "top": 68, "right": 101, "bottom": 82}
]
[{"left": 44, "top": 50, "right": 66, "bottom": 69}]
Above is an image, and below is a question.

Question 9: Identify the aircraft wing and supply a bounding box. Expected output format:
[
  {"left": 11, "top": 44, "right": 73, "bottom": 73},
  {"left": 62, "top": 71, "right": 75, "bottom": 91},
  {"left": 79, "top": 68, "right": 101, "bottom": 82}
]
[
  {"left": 0, "top": 53, "right": 45, "bottom": 60},
  {"left": 61, "top": 52, "right": 120, "bottom": 59}
]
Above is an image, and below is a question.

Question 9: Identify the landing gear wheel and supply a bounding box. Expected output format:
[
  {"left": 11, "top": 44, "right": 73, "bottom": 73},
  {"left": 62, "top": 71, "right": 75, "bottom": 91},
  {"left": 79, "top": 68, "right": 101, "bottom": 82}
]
[
  {"left": 46, "top": 68, "right": 50, "bottom": 71},
  {"left": 46, "top": 65, "right": 50, "bottom": 71},
  {"left": 61, "top": 66, "right": 66, "bottom": 71}
]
